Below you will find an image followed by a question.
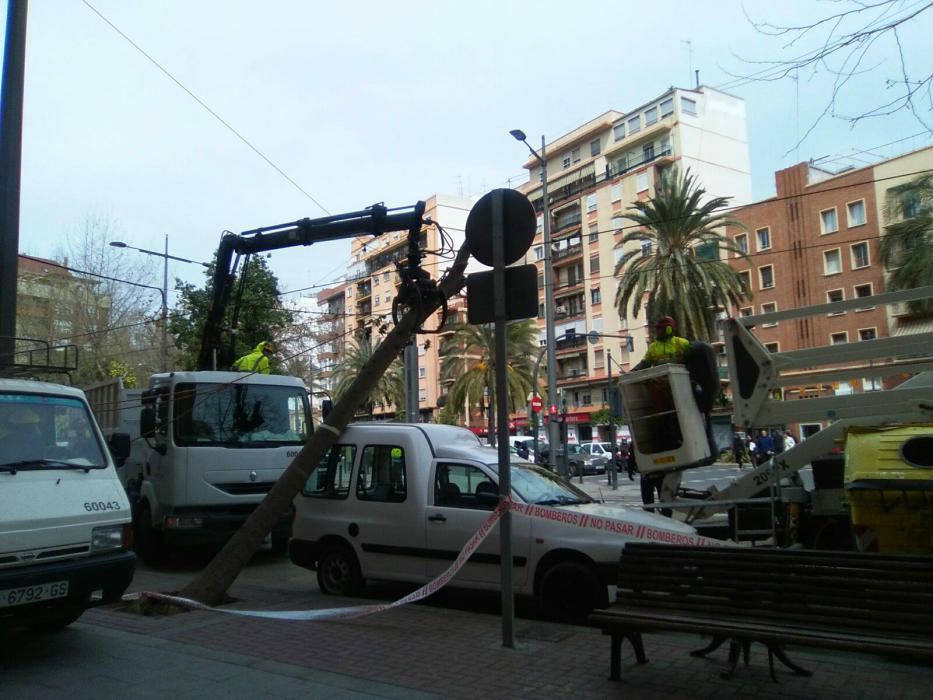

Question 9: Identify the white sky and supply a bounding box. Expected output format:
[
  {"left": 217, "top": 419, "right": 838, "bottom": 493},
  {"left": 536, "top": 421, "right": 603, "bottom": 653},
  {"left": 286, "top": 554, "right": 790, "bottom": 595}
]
[{"left": 4, "top": 0, "right": 931, "bottom": 307}]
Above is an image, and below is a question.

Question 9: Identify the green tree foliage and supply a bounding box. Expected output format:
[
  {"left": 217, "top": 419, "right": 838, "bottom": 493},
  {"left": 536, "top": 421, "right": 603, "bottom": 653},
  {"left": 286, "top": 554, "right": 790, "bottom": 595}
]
[
  {"left": 439, "top": 321, "right": 538, "bottom": 433},
  {"left": 880, "top": 173, "right": 933, "bottom": 317},
  {"left": 169, "top": 255, "right": 294, "bottom": 370},
  {"left": 331, "top": 335, "right": 405, "bottom": 418},
  {"left": 613, "top": 169, "right": 751, "bottom": 342}
]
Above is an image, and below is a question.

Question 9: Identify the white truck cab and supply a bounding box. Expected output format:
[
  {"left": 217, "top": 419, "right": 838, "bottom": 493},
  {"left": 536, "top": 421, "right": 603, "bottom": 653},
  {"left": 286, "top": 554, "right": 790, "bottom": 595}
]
[
  {"left": 0, "top": 378, "right": 135, "bottom": 632},
  {"left": 290, "top": 423, "right": 697, "bottom": 619}
]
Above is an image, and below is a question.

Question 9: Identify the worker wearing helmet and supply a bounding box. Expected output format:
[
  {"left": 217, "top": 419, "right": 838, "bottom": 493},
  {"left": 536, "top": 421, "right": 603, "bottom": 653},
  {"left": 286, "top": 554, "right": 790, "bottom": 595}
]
[
  {"left": 233, "top": 340, "right": 276, "bottom": 374},
  {"left": 633, "top": 316, "right": 691, "bottom": 371}
]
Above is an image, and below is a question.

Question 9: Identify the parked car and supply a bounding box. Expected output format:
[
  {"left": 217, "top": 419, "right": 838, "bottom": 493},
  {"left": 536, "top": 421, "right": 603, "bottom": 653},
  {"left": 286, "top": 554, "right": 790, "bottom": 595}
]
[{"left": 538, "top": 443, "right": 607, "bottom": 476}]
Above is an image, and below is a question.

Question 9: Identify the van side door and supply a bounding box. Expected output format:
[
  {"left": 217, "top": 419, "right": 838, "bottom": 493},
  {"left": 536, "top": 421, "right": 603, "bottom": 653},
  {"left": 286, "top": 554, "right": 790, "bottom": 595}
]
[{"left": 424, "top": 461, "right": 531, "bottom": 587}]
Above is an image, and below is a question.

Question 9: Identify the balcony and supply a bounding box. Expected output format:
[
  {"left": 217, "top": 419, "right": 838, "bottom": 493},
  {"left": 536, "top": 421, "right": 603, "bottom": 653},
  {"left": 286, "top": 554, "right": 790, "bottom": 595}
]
[
  {"left": 611, "top": 147, "right": 673, "bottom": 178},
  {"left": 356, "top": 281, "right": 372, "bottom": 299},
  {"left": 555, "top": 307, "right": 585, "bottom": 322},
  {"left": 552, "top": 243, "right": 583, "bottom": 262},
  {"left": 553, "top": 210, "right": 582, "bottom": 231}
]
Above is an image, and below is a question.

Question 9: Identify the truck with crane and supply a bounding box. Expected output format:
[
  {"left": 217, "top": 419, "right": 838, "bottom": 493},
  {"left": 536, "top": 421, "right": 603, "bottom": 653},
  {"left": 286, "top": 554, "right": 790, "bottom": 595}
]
[
  {"left": 619, "top": 286, "right": 933, "bottom": 552},
  {"left": 88, "top": 202, "right": 441, "bottom": 557}
]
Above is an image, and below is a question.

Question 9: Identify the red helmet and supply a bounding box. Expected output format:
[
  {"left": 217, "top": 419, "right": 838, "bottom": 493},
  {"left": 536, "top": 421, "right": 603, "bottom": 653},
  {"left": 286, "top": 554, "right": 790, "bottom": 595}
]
[{"left": 655, "top": 315, "right": 675, "bottom": 337}]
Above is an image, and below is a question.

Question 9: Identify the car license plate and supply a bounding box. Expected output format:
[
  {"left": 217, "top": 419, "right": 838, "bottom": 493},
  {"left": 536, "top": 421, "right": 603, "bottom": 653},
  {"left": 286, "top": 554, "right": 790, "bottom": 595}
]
[{"left": 0, "top": 580, "right": 70, "bottom": 607}]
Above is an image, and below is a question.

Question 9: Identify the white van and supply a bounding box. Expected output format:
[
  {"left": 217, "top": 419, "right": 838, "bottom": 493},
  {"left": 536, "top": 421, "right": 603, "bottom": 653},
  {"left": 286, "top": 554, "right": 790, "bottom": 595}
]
[
  {"left": 0, "top": 378, "right": 136, "bottom": 631},
  {"left": 290, "top": 423, "right": 698, "bottom": 619}
]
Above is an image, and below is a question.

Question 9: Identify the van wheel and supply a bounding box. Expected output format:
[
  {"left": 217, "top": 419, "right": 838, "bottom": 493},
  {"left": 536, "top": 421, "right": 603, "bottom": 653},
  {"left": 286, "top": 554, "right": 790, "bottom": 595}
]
[
  {"left": 135, "top": 502, "right": 162, "bottom": 563},
  {"left": 29, "top": 598, "right": 89, "bottom": 632},
  {"left": 317, "top": 545, "right": 362, "bottom": 596},
  {"left": 540, "top": 561, "right": 604, "bottom": 623}
]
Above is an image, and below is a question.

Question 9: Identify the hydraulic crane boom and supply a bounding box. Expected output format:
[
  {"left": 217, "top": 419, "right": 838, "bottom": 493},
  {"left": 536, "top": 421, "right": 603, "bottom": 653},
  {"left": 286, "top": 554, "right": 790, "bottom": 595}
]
[{"left": 197, "top": 202, "right": 426, "bottom": 371}]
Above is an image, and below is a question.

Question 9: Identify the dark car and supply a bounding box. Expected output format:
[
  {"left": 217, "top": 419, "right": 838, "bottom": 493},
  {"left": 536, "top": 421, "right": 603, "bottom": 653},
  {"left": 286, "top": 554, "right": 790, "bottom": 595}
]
[{"left": 537, "top": 444, "right": 607, "bottom": 476}]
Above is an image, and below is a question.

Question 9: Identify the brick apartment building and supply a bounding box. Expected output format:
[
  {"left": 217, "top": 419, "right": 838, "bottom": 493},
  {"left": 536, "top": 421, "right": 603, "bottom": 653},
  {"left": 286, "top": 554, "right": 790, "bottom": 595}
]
[{"left": 725, "top": 145, "right": 933, "bottom": 437}]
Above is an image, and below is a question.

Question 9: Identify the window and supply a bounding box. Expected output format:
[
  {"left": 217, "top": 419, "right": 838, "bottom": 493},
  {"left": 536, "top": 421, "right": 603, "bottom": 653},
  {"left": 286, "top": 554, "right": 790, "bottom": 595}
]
[
  {"left": 636, "top": 171, "right": 648, "bottom": 192},
  {"left": 534, "top": 245, "right": 544, "bottom": 260},
  {"left": 612, "top": 123, "right": 625, "bottom": 141},
  {"left": 734, "top": 233, "right": 748, "bottom": 255},
  {"left": 761, "top": 302, "right": 778, "bottom": 327},
  {"left": 645, "top": 106, "right": 658, "bottom": 125},
  {"left": 590, "top": 139, "right": 601, "bottom": 157},
  {"left": 356, "top": 445, "right": 407, "bottom": 503},
  {"left": 854, "top": 283, "right": 874, "bottom": 310},
  {"left": 383, "top": 272, "right": 390, "bottom": 281},
  {"left": 764, "top": 342, "right": 779, "bottom": 353},
  {"left": 435, "top": 463, "right": 497, "bottom": 510},
  {"left": 418, "top": 367, "right": 426, "bottom": 378},
  {"left": 738, "top": 270, "right": 751, "bottom": 290},
  {"left": 902, "top": 194, "right": 921, "bottom": 219},
  {"left": 304, "top": 445, "right": 356, "bottom": 499},
  {"left": 589, "top": 254, "right": 600, "bottom": 275},
  {"left": 660, "top": 98, "right": 674, "bottom": 117},
  {"left": 681, "top": 97, "right": 697, "bottom": 116},
  {"left": 826, "top": 289, "right": 845, "bottom": 315},
  {"left": 374, "top": 276, "right": 379, "bottom": 286},
  {"left": 611, "top": 183, "right": 622, "bottom": 202},
  {"left": 536, "top": 214, "right": 543, "bottom": 231},
  {"left": 847, "top": 200, "right": 866, "bottom": 227},
  {"left": 374, "top": 295, "right": 380, "bottom": 305},
  {"left": 643, "top": 142, "right": 655, "bottom": 162},
  {"left": 823, "top": 249, "right": 842, "bottom": 275},
  {"left": 586, "top": 193, "right": 597, "bottom": 212},
  {"left": 820, "top": 208, "right": 838, "bottom": 234},
  {"left": 851, "top": 241, "right": 870, "bottom": 269},
  {"left": 695, "top": 241, "right": 718, "bottom": 261},
  {"left": 739, "top": 306, "right": 753, "bottom": 317},
  {"left": 611, "top": 216, "right": 623, "bottom": 231},
  {"left": 756, "top": 227, "right": 771, "bottom": 251},
  {"left": 418, "top": 390, "right": 427, "bottom": 403},
  {"left": 589, "top": 225, "right": 599, "bottom": 242},
  {"left": 859, "top": 328, "right": 877, "bottom": 341},
  {"left": 759, "top": 265, "right": 774, "bottom": 290},
  {"left": 571, "top": 147, "right": 581, "bottom": 163},
  {"left": 384, "top": 293, "right": 391, "bottom": 303},
  {"left": 862, "top": 376, "right": 882, "bottom": 392},
  {"left": 627, "top": 115, "right": 640, "bottom": 134},
  {"left": 640, "top": 240, "right": 652, "bottom": 257},
  {"left": 562, "top": 156, "right": 571, "bottom": 169},
  {"left": 347, "top": 287, "right": 352, "bottom": 297},
  {"left": 831, "top": 332, "right": 848, "bottom": 345},
  {"left": 591, "top": 287, "right": 601, "bottom": 305}
]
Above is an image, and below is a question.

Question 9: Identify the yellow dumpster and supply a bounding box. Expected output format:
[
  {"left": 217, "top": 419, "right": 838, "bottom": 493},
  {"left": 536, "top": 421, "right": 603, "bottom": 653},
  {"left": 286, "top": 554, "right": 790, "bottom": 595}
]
[{"left": 845, "top": 426, "right": 933, "bottom": 555}]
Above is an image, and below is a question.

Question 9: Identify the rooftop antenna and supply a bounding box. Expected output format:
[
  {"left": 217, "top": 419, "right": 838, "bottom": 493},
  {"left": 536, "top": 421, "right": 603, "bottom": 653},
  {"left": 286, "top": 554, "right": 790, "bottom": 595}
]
[{"left": 682, "top": 40, "right": 693, "bottom": 87}]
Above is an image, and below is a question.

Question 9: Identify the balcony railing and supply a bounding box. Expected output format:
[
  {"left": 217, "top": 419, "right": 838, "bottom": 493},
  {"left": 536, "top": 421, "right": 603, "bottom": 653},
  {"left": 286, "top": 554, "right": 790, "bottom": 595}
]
[
  {"left": 555, "top": 335, "right": 586, "bottom": 351},
  {"left": 552, "top": 243, "right": 583, "bottom": 262},
  {"left": 553, "top": 210, "right": 582, "bottom": 230},
  {"left": 612, "top": 147, "right": 673, "bottom": 177}
]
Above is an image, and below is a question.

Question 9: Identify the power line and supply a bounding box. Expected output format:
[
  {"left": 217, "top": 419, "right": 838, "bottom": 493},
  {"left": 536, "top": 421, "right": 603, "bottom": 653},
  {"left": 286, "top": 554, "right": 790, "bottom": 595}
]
[{"left": 80, "top": 0, "right": 330, "bottom": 216}]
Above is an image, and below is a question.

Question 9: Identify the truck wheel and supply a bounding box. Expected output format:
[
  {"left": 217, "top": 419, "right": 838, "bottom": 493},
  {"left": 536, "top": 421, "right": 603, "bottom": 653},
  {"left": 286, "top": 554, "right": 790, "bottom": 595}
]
[
  {"left": 135, "top": 502, "right": 162, "bottom": 563},
  {"left": 29, "top": 597, "right": 89, "bottom": 632},
  {"left": 540, "top": 560, "right": 605, "bottom": 623},
  {"left": 316, "top": 545, "right": 362, "bottom": 596}
]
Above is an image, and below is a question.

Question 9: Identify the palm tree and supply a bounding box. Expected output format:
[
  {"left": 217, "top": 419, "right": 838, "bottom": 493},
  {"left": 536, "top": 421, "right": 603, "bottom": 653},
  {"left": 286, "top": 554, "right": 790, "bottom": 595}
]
[
  {"left": 880, "top": 173, "right": 933, "bottom": 317},
  {"left": 614, "top": 168, "right": 751, "bottom": 342},
  {"left": 439, "top": 320, "right": 537, "bottom": 440},
  {"left": 331, "top": 334, "right": 405, "bottom": 418}
]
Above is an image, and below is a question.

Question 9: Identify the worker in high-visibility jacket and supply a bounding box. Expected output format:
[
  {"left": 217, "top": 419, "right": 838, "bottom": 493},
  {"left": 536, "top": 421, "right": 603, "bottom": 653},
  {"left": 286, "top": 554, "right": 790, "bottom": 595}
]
[
  {"left": 633, "top": 315, "right": 691, "bottom": 370},
  {"left": 233, "top": 340, "right": 276, "bottom": 374}
]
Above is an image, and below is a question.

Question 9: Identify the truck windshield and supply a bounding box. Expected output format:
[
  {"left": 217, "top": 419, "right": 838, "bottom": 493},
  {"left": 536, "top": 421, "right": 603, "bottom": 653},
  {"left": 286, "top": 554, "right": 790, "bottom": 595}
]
[
  {"left": 173, "top": 382, "right": 310, "bottom": 447},
  {"left": 0, "top": 393, "right": 107, "bottom": 469},
  {"left": 501, "top": 462, "right": 594, "bottom": 506}
]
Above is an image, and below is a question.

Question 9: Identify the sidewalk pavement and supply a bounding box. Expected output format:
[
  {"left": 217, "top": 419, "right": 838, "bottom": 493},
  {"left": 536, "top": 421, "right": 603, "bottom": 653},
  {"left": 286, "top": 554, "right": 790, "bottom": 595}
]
[{"left": 7, "top": 582, "right": 930, "bottom": 700}]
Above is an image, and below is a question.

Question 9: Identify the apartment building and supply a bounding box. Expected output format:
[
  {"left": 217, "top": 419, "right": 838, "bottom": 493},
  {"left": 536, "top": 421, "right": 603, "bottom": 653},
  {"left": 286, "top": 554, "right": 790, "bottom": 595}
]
[
  {"left": 725, "top": 144, "right": 933, "bottom": 438},
  {"left": 514, "top": 86, "right": 752, "bottom": 442},
  {"left": 332, "top": 194, "right": 476, "bottom": 421}
]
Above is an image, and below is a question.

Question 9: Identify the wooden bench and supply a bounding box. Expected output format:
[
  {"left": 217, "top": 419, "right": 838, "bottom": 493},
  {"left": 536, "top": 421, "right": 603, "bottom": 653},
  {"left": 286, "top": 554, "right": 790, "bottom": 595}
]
[{"left": 589, "top": 543, "right": 933, "bottom": 681}]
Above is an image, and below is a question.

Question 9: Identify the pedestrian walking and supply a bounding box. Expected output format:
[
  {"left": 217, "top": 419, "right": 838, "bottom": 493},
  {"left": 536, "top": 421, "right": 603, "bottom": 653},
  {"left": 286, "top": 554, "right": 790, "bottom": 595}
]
[{"left": 732, "top": 432, "right": 746, "bottom": 469}]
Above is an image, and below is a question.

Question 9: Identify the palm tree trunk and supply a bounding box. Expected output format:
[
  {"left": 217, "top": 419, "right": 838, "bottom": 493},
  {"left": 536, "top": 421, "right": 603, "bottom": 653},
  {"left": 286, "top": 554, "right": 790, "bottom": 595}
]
[{"left": 178, "top": 245, "right": 471, "bottom": 606}]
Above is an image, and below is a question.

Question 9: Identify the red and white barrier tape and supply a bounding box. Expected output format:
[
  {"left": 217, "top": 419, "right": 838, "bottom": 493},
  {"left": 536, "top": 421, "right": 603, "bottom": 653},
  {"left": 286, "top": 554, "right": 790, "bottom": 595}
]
[{"left": 126, "top": 498, "right": 722, "bottom": 620}]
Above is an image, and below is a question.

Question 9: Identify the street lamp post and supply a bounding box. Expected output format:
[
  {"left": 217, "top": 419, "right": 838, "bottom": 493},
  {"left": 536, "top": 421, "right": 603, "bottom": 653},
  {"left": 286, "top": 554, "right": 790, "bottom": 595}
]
[
  {"left": 510, "top": 129, "right": 561, "bottom": 476},
  {"left": 109, "top": 236, "right": 207, "bottom": 372}
]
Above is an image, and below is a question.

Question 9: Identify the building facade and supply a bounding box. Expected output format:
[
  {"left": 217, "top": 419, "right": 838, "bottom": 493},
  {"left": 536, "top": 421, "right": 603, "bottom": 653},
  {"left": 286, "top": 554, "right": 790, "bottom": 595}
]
[
  {"left": 725, "top": 145, "right": 933, "bottom": 437},
  {"left": 514, "top": 86, "right": 752, "bottom": 442}
]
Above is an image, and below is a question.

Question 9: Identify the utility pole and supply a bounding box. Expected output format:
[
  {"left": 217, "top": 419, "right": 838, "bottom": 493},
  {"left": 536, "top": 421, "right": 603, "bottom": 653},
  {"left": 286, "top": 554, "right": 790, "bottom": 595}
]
[{"left": 0, "top": 0, "right": 28, "bottom": 368}]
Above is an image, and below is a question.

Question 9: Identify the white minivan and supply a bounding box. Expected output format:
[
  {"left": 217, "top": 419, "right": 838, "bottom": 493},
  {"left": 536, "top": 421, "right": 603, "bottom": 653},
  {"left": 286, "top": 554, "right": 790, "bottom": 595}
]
[
  {"left": 0, "top": 378, "right": 136, "bottom": 631},
  {"left": 290, "top": 423, "right": 698, "bottom": 619}
]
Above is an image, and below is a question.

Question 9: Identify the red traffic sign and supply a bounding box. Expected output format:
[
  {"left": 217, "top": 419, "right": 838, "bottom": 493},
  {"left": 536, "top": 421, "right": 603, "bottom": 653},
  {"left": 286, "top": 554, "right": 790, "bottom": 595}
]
[{"left": 530, "top": 396, "right": 543, "bottom": 413}]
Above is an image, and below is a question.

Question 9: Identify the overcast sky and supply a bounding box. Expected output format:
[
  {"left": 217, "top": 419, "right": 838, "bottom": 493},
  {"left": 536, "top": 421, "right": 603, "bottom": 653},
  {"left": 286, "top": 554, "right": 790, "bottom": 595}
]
[{"left": 4, "top": 0, "right": 931, "bottom": 307}]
